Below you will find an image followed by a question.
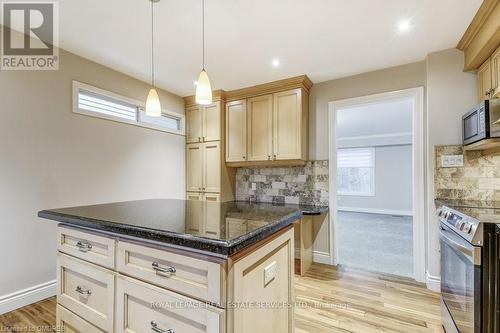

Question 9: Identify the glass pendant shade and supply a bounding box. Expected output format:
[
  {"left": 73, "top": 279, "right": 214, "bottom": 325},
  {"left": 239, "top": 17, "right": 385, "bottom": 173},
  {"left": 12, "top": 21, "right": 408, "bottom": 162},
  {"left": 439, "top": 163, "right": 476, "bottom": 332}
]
[
  {"left": 145, "top": 88, "right": 162, "bottom": 117},
  {"left": 195, "top": 69, "right": 212, "bottom": 105}
]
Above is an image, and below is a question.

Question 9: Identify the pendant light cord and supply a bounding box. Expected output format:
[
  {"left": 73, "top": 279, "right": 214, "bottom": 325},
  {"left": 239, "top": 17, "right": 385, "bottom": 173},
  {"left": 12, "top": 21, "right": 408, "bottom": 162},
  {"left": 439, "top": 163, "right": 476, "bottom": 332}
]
[
  {"left": 202, "top": 0, "right": 205, "bottom": 70},
  {"left": 151, "top": 0, "right": 155, "bottom": 87}
]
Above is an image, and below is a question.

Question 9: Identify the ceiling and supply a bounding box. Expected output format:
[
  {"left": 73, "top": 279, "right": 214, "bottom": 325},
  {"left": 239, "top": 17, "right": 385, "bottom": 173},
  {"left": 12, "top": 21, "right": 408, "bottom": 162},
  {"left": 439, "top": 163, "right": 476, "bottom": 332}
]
[
  {"left": 53, "top": 0, "right": 480, "bottom": 96},
  {"left": 337, "top": 98, "right": 412, "bottom": 138}
]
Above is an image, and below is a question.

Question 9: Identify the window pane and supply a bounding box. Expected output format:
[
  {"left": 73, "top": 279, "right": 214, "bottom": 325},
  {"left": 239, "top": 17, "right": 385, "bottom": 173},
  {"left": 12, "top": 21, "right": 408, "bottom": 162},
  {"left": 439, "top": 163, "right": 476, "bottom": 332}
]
[
  {"left": 337, "top": 148, "right": 375, "bottom": 196},
  {"left": 78, "top": 89, "right": 137, "bottom": 121},
  {"left": 139, "top": 111, "right": 181, "bottom": 131}
]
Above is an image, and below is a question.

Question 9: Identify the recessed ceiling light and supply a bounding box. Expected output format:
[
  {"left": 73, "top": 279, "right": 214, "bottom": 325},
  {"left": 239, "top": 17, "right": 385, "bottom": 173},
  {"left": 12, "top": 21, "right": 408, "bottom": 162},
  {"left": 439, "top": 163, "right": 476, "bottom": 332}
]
[
  {"left": 271, "top": 58, "right": 281, "bottom": 68},
  {"left": 397, "top": 19, "right": 411, "bottom": 33},
  {"left": 193, "top": 80, "right": 198, "bottom": 86}
]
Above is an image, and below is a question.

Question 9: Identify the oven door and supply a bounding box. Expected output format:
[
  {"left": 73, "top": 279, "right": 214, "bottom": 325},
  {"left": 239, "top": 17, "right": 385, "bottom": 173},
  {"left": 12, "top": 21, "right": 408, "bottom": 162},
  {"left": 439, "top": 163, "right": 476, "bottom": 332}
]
[{"left": 440, "top": 224, "right": 481, "bottom": 333}]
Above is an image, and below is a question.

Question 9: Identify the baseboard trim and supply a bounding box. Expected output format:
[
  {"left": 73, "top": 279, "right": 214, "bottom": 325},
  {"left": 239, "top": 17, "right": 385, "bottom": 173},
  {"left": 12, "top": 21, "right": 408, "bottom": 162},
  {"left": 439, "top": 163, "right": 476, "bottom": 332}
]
[
  {"left": 426, "top": 273, "right": 441, "bottom": 292},
  {"left": 338, "top": 206, "right": 413, "bottom": 216},
  {"left": 0, "top": 280, "right": 56, "bottom": 315},
  {"left": 313, "top": 250, "right": 331, "bottom": 264}
]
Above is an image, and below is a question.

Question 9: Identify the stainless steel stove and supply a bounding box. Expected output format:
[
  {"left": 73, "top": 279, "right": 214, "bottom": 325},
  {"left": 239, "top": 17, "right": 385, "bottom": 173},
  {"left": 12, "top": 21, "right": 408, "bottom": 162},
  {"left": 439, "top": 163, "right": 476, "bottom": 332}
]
[{"left": 436, "top": 199, "right": 500, "bottom": 333}]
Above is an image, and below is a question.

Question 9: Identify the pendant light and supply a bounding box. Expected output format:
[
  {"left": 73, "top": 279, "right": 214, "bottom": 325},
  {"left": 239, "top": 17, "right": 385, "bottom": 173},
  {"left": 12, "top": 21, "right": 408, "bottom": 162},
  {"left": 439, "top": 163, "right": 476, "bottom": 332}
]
[
  {"left": 145, "top": 0, "right": 162, "bottom": 117},
  {"left": 195, "top": 0, "right": 212, "bottom": 105}
]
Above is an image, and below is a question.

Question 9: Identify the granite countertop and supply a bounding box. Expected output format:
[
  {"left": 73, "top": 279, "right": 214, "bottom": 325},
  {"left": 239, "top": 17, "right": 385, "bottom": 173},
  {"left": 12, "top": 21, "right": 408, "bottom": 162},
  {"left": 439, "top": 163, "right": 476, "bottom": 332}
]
[{"left": 39, "top": 199, "right": 327, "bottom": 256}]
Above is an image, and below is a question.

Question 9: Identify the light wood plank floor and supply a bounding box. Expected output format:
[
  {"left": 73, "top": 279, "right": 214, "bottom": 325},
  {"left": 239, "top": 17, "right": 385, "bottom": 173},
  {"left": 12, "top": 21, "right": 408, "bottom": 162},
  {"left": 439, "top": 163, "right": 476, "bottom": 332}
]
[{"left": 0, "top": 264, "right": 443, "bottom": 333}]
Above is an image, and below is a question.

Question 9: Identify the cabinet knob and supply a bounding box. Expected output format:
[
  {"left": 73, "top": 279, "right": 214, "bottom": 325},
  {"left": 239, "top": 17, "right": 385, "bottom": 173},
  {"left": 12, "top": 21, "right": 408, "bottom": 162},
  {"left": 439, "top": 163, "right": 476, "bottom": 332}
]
[
  {"left": 198, "top": 137, "right": 201, "bottom": 142},
  {"left": 243, "top": 156, "right": 246, "bottom": 160},
  {"left": 268, "top": 155, "right": 271, "bottom": 160},
  {"left": 273, "top": 154, "right": 277, "bottom": 160}
]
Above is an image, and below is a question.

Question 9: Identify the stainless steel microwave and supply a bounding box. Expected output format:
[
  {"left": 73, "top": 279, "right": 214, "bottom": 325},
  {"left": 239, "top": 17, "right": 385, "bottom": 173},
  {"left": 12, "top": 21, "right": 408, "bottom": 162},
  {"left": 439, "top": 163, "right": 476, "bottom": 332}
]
[{"left": 463, "top": 99, "right": 500, "bottom": 145}]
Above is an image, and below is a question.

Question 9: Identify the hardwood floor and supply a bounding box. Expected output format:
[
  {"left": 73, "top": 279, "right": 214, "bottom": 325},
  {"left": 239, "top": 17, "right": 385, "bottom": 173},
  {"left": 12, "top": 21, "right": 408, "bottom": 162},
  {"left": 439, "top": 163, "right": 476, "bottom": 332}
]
[{"left": 0, "top": 264, "right": 443, "bottom": 333}]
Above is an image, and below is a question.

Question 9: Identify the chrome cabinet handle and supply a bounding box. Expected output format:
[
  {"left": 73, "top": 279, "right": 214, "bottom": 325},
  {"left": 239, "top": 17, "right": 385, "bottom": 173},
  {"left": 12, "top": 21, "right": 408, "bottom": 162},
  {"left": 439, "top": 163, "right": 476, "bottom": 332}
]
[
  {"left": 151, "top": 321, "right": 175, "bottom": 333},
  {"left": 75, "top": 286, "right": 92, "bottom": 296},
  {"left": 152, "top": 262, "right": 176, "bottom": 274},
  {"left": 76, "top": 241, "right": 92, "bottom": 252}
]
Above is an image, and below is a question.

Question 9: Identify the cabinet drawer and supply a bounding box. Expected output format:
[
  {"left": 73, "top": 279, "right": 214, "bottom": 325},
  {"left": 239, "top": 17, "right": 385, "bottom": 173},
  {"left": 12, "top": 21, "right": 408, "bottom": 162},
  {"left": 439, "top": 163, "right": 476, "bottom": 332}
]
[
  {"left": 116, "top": 241, "right": 223, "bottom": 305},
  {"left": 116, "top": 276, "right": 224, "bottom": 333},
  {"left": 57, "top": 254, "right": 115, "bottom": 332},
  {"left": 58, "top": 226, "right": 115, "bottom": 269},
  {"left": 56, "top": 305, "right": 105, "bottom": 333}
]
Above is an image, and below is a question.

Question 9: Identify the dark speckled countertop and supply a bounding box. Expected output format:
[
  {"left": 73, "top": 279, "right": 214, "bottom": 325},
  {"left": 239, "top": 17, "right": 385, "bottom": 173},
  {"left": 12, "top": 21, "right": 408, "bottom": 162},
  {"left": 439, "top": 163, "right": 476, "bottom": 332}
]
[{"left": 39, "top": 199, "right": 328, "bottom": 256}]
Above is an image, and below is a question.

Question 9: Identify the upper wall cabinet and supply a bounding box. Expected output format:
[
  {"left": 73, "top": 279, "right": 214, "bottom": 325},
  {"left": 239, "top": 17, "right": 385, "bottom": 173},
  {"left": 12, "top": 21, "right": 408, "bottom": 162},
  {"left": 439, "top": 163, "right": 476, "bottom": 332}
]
[
  {"left": 247, "top": 94, "right": 273, "bottom": 161},
  {"left": 225, "top": 79, "right": 311, "bottom": 167},
  {"left": 225, "top": 100, "right": 247, "bottom": 163},
  {"left": 186, "top": 102, "right": 221, "bottom": 143},
  {"left": 478, "top": 45, "right": 500, "bottom": 101},
  {"left": 273, "top": 89, "right": 305, "bottom": 161}
]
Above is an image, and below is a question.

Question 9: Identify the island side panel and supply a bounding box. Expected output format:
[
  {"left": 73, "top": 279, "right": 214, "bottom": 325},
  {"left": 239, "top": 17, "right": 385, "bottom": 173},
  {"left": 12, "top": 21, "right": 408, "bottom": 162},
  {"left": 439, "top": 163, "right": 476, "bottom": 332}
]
[{"left": 226, "top": 226, "right": 294, "bottom": 333}]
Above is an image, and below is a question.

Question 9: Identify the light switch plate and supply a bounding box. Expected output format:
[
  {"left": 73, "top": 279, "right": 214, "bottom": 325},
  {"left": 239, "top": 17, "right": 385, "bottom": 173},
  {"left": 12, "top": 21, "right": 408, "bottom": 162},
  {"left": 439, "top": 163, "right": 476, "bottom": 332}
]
[
  {"left": 264, "top": 261, "right": 277, "bottom": 286},
  {"left": 441, "top": 155, "right": 464, "bottom": 168}
]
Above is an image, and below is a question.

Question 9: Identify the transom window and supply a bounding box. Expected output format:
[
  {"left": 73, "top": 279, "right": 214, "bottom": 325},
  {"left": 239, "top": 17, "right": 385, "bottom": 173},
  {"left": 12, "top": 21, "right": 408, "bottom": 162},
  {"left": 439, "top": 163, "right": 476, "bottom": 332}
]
[{"left": 73, "top": 81, "right": 185, "bottom": 135}]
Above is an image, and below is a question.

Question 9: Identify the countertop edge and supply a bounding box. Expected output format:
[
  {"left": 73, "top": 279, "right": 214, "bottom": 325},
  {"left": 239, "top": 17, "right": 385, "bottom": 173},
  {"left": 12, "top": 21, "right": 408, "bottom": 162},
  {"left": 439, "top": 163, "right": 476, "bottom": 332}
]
[{"left": 38, "top": 209, "right": 303, "bottom": 256}]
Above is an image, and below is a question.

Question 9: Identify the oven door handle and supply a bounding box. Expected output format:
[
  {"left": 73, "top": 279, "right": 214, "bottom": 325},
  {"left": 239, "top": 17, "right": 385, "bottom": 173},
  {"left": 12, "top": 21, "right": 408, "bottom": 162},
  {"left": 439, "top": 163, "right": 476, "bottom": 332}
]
[{"left": 440, "top": 229, "right": 481, "bottom": 265}]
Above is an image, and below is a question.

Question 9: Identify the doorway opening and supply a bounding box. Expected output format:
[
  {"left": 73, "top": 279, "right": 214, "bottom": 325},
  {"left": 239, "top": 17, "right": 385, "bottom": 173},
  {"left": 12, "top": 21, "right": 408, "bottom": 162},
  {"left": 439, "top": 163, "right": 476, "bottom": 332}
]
[{"left": 328, "top": 88, "right": 425, "bottom": 281}]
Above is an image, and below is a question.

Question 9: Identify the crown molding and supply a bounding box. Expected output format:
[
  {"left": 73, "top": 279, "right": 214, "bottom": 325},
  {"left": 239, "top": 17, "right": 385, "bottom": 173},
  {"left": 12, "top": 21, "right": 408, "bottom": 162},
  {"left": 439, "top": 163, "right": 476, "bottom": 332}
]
[
  {"left": 457, "top": 0, "right": 500, "bottom": 70},
  {"left": 183, "top": 75, "right": 313, "bottom": 106}
]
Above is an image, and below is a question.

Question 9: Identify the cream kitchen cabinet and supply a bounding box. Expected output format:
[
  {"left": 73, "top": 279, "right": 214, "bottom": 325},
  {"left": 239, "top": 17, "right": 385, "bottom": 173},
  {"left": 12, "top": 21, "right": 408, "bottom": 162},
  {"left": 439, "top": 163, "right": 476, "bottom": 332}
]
[
  {"left": 186, "top": 102, "right": 221, "bottom": 143},
  {"left": 247, "top": 94, "right": 273, "bottom": 161},
  {"left": 478, "top": 58, "right": 493, "bottom": 100},
  {"left": 225, "top": 99, "right": 247, "bottom": 162},
  {"left": 273, "top": 88, "right": 307, "bottom": 161},
  {"left": 477, "top": 45, "right": 500, "bottom": 100},
  {"left": 226, "top": 87, "right": 308, "bottom": 166},
  {"left": 186, "top": 142, "right": 221, "bottom": 194}
]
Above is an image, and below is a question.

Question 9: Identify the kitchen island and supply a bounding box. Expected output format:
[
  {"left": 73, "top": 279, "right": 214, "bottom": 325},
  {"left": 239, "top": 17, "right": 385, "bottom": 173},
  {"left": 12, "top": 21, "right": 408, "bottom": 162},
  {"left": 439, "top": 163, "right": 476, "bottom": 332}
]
[{"left": 39, "top": 199, "right": 325, "bottom": 333}]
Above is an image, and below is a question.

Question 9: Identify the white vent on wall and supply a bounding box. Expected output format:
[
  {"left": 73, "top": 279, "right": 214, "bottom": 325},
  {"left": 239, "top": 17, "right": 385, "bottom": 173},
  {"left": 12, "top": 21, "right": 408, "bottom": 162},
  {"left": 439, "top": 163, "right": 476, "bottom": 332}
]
[{"left": 73, "top": 81, "right": 185, "bottom": 135}]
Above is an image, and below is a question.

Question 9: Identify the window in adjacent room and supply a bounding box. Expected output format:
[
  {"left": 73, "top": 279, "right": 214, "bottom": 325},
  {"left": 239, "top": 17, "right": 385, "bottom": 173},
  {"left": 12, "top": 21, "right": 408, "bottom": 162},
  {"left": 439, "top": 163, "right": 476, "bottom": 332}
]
[
  {"left": 337, "top": 147, "right": 375, "bottom": 196},
  {"left": 73, "top": 81, "right": 185, "bottom": 135}
]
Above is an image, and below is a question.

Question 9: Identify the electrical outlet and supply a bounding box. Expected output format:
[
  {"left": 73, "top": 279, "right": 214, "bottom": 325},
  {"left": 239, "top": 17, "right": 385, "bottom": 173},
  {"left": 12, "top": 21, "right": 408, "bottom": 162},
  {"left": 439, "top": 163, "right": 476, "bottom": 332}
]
[
  {"left": 251, "top": 182, "right": 257, "bottom": 190},
  {"left": 441, "top": 155, "right": 464, "bottom": 168},
  {"left": 264, "top": 261, "right": 277, "bottom": 286}
]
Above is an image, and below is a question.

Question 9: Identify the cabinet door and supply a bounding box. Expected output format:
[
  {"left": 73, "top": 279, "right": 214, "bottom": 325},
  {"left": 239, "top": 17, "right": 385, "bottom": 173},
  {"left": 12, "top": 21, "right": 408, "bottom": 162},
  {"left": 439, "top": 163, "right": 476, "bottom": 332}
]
[
  {"left": 203, "top": 141, "right": 221, "bottom": 193},
  {"left": 273, "top": 88, "right": 303, "bottom": 160},
  {"left": 478, "top": 59, "right": 492, "bottom": 101},
  {"left": 186, "top": 143, "right": 203, "bottom": 192},
  {"left": 186, "top": 192, "right": 203, "bottom": 200},
  {"left": 203, "top": 102, "right": 221, "bottom": 142},
  {"left": 186, "top": 106, "right": 203, "bottom": 143},
  {"left": 226, "top": 100, "right": 247, "bottom": 162},
  {"left": 203, "top": 193, "right": 221, "bottom": 237},
  {"left": 247, "top": 94, "right": 273, "bottom": 161},
  {"left": 492, "top": 47, "right": 500, "bottom": 97}
]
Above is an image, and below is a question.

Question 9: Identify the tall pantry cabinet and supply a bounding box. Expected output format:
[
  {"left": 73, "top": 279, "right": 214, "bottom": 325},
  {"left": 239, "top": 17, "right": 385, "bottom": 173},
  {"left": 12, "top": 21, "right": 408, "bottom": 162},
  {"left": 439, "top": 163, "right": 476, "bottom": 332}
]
[{"left": 184, "top": 92, "right": 235, "bottom": 202}]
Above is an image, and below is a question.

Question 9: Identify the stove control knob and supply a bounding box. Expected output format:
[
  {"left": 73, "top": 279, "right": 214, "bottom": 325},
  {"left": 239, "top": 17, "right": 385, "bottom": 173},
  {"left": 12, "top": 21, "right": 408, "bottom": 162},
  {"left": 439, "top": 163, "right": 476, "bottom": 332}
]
[{"left": 464, "top": 223, "right": 473, "bottom": 233}]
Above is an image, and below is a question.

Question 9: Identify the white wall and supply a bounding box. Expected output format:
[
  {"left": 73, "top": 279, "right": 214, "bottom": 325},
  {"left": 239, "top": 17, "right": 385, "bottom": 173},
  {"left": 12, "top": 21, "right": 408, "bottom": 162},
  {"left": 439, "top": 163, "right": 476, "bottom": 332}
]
[
  {"left": 0, "top": 44, "right": 186, "bottom": 310},
  {"left": 338, "top": 145, "right": 413, "bottom": 215},
  {"left": 425, "top": 48, "right": 477, "bottom": 281}
]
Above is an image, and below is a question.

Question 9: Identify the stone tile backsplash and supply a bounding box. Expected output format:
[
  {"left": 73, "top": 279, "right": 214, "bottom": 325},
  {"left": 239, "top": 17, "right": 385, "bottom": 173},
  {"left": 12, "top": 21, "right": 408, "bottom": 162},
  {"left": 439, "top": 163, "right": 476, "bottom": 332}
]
[
  {"left": 435, "top": 145, "right": 500, "bottom": 201},
  {"left": 235, "top": 161, "right": 329, "bottom": 206}
]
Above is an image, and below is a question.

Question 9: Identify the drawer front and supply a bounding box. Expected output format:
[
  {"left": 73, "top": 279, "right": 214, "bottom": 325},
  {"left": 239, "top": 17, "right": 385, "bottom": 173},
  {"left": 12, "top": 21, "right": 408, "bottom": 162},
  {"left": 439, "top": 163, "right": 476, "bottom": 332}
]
[
  {"left": 56, "top": 305, "right": 105, "bottom": 333},
  {"left": 58, "top": 226, "right": 115, "bottom": 269},
  {"left": 116, "top": 241, "right": 223, "bottom": 305},
  {"left": 57, "top": 254, "right": 115, "bottom": 332},
  {"left": 116, "top": 276, "right": 224, "bottom": 333}
]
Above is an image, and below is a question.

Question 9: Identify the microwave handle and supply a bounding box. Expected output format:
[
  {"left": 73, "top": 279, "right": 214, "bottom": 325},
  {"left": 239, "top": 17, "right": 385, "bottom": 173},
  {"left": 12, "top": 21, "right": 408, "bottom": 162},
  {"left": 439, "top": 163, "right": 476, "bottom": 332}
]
[{"left": 440, "top": 229, "right": 481, "bottom": 265}]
